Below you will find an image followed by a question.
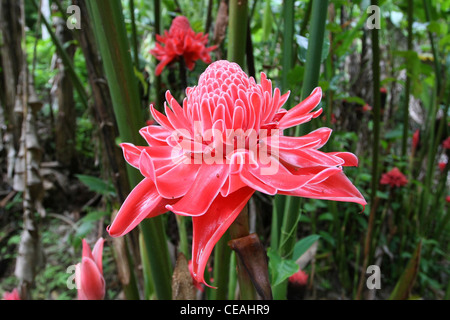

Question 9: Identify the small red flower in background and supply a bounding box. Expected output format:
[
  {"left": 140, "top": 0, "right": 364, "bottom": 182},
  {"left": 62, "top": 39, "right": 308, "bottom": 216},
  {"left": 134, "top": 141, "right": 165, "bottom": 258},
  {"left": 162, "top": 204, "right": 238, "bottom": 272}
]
[
  {"left": 443, "top": 137, "right": 450, "bottom": 149},
  {"left": 412, "top": 129, "right": 420, "bottom": 150},
  {"left": 2, "top": 288, "right": 20, "bottom": 300},
  {"left": 446, "top": 195, "right": 450, "bottom": 203},
  {"left": 439, "top": 161, "right": 447, "bottom": 172},
  {"left": 289, "top": 269, "right": 308, "bottom": 286},
  {"left": 150, "top": 16, "right": 217, "bottom": 76},
  {"left": 362, "top": 103, "right": 372, "bottom": 112},
  {"left": 108, "top": 60, "right": 366, "bottom": 286},
  {"left": 380, "top": 167, "right": 408, "bottom": 188},
  {"left": 75, "top": 238, "right": 105, "bottom": 300}
]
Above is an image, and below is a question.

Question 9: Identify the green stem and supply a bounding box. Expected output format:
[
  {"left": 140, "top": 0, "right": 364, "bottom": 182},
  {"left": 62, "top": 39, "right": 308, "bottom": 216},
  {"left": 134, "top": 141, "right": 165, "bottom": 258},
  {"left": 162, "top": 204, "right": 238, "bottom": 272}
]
[
  {"left": 228, "top": 206, "right": 257, "bottom": 300},
  {"left": 139, "top": 232, "right": 155, "bottom": 299},
  {"left": 210, "top": 233, "right": 231, "bottom": 300},
  {"left": 175, "top": 215, "right": 189, "bottom": 258},
  {"left": 139, "top": 219, "right": 173, "bottom": 300},
  {"left": 401, "top": 0, "right": 413, "bottom": 157},
  {"left": 273, "top": 0, "right": 328, "bottom": 300},
  {"left": 86, "top": 0, "right": 173, "bottom": 300},
  {"left": 227, "top": 0, "right": 248, "bottom": 67},
  {"left": 227, "top": 252, "right": 237, "bottom": 300},
  {"left": 281, "top": 0, "right": 294, "bottom": 94},
  {"left": 370, "top": 0, "right": 381, "bottom": 205}
]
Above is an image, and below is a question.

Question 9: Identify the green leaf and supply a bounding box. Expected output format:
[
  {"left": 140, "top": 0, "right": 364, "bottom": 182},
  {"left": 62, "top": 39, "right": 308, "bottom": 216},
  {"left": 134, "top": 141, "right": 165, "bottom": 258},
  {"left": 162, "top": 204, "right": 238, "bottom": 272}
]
[
  {"left": 80, "top": 210, "right": 110, "bottom": 223},
  {"left": 389, "top": 240, "right": 422, "bottom": 300},
  {"left": 292, "top": 234, "right": 321, "bottom": 261},
  {"left": 267, "top": 248, "right": 299, "bottom": 287},
  {"left": 75, "top": 174, "right": 116, "bottom": 197}
]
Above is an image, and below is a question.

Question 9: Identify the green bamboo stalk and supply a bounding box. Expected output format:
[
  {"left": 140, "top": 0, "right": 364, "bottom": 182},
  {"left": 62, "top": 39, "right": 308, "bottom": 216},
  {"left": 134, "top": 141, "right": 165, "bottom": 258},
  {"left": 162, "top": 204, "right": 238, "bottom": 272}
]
[
  {"left": 139, "top": 232, "right": 155, "bottom": 299},
  {"left": 272, "top": 0, "right": 329, "bottom": 300},
  {"left": 227, "top": 0, "right": 248, "bottom": 67},
  {"left": 86, "top": 0, "right": 173, "bottom": 300},
  {"left": 210, "top": 233, "right": 231, "bottom": 300},
  {"left": 228, "top": 206, "right": 257, "bottom": 300},
  {"left": 281, "top": 0, "right": 294, "bottom": 94},
  {"left": 227, "top": 252, "right": 237, "bottom": 300},
  {"left": 401, "top": 0, "right": 413, "bottom": 157},
  {"left": 175, "top": 215, "right": 189, "bottom": 259}
]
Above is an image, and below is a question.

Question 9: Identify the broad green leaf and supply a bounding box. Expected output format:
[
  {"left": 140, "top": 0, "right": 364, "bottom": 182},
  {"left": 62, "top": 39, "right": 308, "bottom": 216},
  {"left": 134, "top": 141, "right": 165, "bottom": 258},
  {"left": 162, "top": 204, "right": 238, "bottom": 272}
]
[
  {"left": 76, "top": 174, "right": 116, "bottom": 197},
  {"left": 292, "top": 234, "right": 321, "bottom": 261},
  {"left": 389, "top": 240, "right": 422, "bottom": 300},
  {"left": 267, "top": 248, "right": 299, "bottom": 287}
]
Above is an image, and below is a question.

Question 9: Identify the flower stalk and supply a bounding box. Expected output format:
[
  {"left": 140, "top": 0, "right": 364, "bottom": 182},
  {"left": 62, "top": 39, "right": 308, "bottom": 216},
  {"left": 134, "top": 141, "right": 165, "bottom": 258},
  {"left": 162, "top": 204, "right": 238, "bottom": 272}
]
[{"left": 86, "top": 0, "right": 172, "bottom": 299}]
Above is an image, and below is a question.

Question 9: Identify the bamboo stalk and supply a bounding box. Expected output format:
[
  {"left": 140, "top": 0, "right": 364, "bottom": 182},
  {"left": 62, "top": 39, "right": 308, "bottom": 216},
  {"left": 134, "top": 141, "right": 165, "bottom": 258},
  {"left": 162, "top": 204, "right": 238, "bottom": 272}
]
[
  {"left": 227, "top": 0, "right": 248, "bottom": 67},
  {"left": 281, "top": 0, "right": 294, "bottom": 93},
  {"left": 210, "top": 233, "right": 231, "bottom": 300}
]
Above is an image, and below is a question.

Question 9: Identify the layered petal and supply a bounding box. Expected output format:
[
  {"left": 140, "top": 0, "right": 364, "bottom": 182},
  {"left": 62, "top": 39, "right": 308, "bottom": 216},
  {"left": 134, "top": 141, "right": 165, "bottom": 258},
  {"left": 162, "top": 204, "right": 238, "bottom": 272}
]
[
  {"left": 166, "top": 164, "right": 229, "bottom": 216},
  {"left": 191, "top": 187, "right": 255, "bottom": 285},
  {"left": 279, "top": 171, "right": 366, "bottom": 207},
  {"left": 76, "top": 258, "right": 105, "bottom": 300},
  {"left": 108, "top": 178, "right": 174, "bottom": 237}
]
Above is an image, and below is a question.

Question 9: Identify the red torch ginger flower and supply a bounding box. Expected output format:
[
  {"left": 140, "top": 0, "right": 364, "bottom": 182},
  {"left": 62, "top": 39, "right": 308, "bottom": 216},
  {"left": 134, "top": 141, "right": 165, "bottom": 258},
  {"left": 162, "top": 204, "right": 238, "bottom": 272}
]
[
  {"left": 108, "top": 60, "right": 366, "bottom": 286},
  {"left": 443, "top": 137, "right": 450, "bottom": 149},
  {"left": 75, "top": 238, "right": 105, "bottom": 300},
  {"left": 380, "top": 167, "right": 408, "bottom": 188},
  {"left": 2, "top": 288, "right": 20, "bottom": 300},
  {"left": 150, "top": 16, "right": 217, "bottom": 76}
]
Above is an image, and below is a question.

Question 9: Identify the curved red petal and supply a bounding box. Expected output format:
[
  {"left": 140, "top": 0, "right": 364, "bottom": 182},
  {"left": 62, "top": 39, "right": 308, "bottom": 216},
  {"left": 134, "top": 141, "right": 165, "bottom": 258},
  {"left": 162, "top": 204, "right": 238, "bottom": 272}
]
[
  {"left": 91, "top": 238, "right": 105, "bottom": 274},
  {"left": 278, "top": 87, "right": 322, "bottom": 128},
  {"left": 279, "top": 147, "right": 344, "bottom": 168},
  {"left": 280, "top": 171, "right": 367, "bottom": 207},
  {"left": 327, "top": 151, "right": 359, "bottom": 167},
  {"left": 107, "top": 178, "right": 172, "bottom": 237},
  {"left": 79, "top": 257, "right": 105, "bottom": 300},
  {"left": 155, "top": 160, "right": 201, "bottom": 198},
  {"left": 248, "top": 157, "right": 342, "bottom": 191},
  {"left": 191, "top": 187, "right": 255, "bottom": 286},
  {"left": 166, "top": 164, "right": 229, "bottom": 216},
  {"left": 121, "top": 143, "right": 144, "bottom": 169}
]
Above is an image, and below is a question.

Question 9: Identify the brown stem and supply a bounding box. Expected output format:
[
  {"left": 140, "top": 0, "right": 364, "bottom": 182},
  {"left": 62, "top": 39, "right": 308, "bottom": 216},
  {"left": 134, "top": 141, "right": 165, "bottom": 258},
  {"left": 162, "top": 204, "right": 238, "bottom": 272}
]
[{"left": 228, "top": 205, "right": 272, "bottom": 300}]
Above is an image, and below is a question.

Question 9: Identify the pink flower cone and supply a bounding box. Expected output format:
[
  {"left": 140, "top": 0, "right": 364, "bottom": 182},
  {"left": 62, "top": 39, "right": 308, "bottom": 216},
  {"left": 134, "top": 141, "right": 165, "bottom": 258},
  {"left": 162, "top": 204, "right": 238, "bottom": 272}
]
[
  {"left": 2, "top": 288, "right": 20, "bottom": 300},
  {"left": 75, "top": 238, "right": 105, "bottom": 300},
  {"left": 380, "top": 167, "right": 408, "bottom": 188},
  {"left": 108, "top": 60, "right": 366, "bottom": 286},
  {"left": 150, "top": 16, "right": 217, "bottom": 76}
]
